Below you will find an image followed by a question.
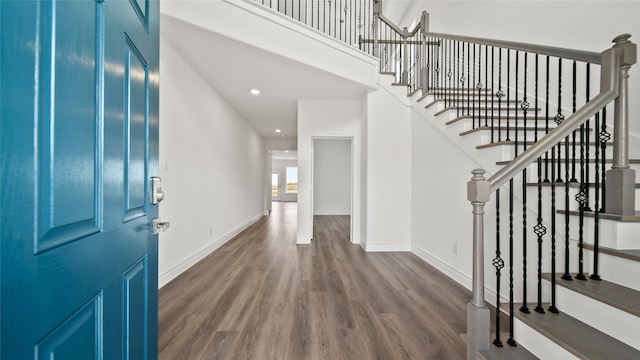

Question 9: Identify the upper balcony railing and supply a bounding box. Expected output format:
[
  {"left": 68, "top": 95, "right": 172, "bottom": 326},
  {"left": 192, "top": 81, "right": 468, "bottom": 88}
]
[{"left": 252, "top": 0, "right": 375, "bottom": 52}]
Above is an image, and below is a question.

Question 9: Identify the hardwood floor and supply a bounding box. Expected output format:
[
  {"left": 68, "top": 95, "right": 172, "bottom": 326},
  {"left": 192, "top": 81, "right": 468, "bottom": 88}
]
[{"left": 159, "top": 202, "right": 471, "bottom": 359}]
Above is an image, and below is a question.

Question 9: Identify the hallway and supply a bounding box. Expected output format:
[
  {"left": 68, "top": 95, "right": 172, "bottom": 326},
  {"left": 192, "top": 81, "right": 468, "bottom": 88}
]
[{"left": 159, "top": 202, "right": 469, "bottom": 359}]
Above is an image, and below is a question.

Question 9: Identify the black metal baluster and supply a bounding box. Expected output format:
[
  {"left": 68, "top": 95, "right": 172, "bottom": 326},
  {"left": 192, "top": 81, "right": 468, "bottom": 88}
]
[
  {"left": 575, "top": 61, "right": 587, "bottom": 281},
  {"left": 493, "top": 189, "right": 504, "bottom": 347},
  {"left": 472, "top": 43, "right": 477, "bottom": 128},
  {"left": 508, "top": 179, "right": 517, "bottom": 347},
  {"left": 544, "top": 56, "right": 551, "bottom": 183},
  {"left": 491, "top": 47, "right": 495, "bottom": 143},
  {"left": 456, "top": 41, "right": 461, "bottom": 116},
  {"left": 519, "top": 50, "right": 530, "bottom": 315},
  {"left": 467, "top": 42, "right": 471, "bottom": 117},
  {"left": 555, "top": 58, "right": 572, "bottom": 281},
  {"left": 547, "top": 56, "right": 559, "bottom": 314},
  {"left": 516, "top": 52, "right": 523, "bottom": 155},
  {"left": 549, "top": 129, "right": 559, "bottom": 313},
  {"left": 484, "top": 45, "right": 489, "bottom": 127},
  {"left": 591, "top": 109, "right": 602, "bottom": 281},
  {"left": 477, "top": 44, "right": 483, "bottom": 128},
  {"left": 570, "top": 61, "right": 578, "bottom": 182},
  {"left": 445, "top": 40, "right": 457, "bottom": 107},
  {"left": 533, "top": 52, "right": 546, "bottom": 314},
  {"left": 556, "top": 60, "right": 564, "bottom": 183},
  {"left": 534, "top": 154, "right": 546, "bottom": 314},
  {"left": 506, "top": 49, "right": 511, "bottom": 142},
  {"left": 497, "top": 48, "right": 504, "bottom": 142},
  {"left": 600, "top": 107, "right": 609, "bottom": 212},
  {"left": 584, "top": 64, "right": 592, "bottom": 212}
]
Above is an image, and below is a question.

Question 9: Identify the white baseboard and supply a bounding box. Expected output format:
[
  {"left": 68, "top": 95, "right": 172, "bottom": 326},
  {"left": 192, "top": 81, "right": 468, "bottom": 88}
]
[
  {"left": 158, "top": 214, "right": 263, "bottom": 288},
  {"left": 411, "top": 244, "right": 472, "bottom": 291},
  {"left": 363, "top": 242, "right": 411, "bottom": 252}
]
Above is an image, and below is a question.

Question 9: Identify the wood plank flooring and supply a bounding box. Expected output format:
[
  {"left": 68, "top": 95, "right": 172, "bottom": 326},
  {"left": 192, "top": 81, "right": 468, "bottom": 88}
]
[{"left": 159, "top": 202, "right": 471, "bottom": 359}]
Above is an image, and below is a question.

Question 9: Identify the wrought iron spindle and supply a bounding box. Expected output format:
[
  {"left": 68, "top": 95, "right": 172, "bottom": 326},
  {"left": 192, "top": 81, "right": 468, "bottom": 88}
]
[
  {"left": 591, "top": 109, "right": 602, "bottom": 281},
  {"left": 467, "top": 42, "right": 471, "bottom": 117},
  {"left": 506, "top": 49, "right": 511, "bottom": 142},
  {"left": 549, "top": 131, "right": 559, "bottom": 313},
  {"left": 497, "top": 48, "right": 504, "bottom": 142},
  {"left": 484, "top": 45, "right": 488, "bottom": 127},
  {"left": 557, "top": 58, "right": 573, "bottom": 282},
  {"left": 571, "top": 61, "right": 578, "bottom": 182},
  {"left": 547, "top": 56, "right": 559, "bottom": 314},
  {"left": 519, "top": 50, "right": 530, "bottom": 315},
  {"left": 575, "top": 61, "right": 588, "bottom": 281},
  {"left": 584, "top": 66, "right": 591, "bottom": 211},
  {"left": 491, "top": 47, "right": 495, "bottom": 143},
  {"left": 544, "top": 56, "right": 551, "bottom": 182},
  {"left": 600, "top": 108, "right": 609, "bottom": 211},
  {"left": 456, "top": 41, "right": 461, "bottom": 116},
  {"left": 515, "top": 51, "right": 521, "bottom": 154},
  {"left": 534, "top": 154, "right": 546, "bottom": 314},
  {"left": 472, "top": 43, "right": 477, "bottom": 128},
  {"left": 508, "top": 179, "right": 517, "bottom": 347},
  {"left": 493, "top": 189, "right": 504, "bottom": 347}
]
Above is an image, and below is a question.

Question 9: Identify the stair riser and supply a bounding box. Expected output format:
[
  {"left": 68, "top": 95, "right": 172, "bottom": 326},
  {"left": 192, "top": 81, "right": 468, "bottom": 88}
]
[
  {"left": 583, "top": 249, "right": 640, "bottom": 291},
  {"left": 511, "top": 317, "right": 580, "bottom": 360},
  {"left": 549, "top": 279, "right": 640, "bottom": 350},
  {"left": 566, "top": 212, "right": 640, "bottom": 250}
]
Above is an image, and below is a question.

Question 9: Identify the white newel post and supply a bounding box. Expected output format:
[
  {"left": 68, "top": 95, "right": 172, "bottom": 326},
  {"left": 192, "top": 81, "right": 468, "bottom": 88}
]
[
  {"left": 606, "top": 34, "right": 637, "bottom": 215},
  {"left": 467, "top": 169, "right": 491, "bottom": 359}
]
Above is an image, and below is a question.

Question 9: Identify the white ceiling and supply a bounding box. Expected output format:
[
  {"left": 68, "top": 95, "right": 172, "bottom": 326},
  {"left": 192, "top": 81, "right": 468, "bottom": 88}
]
[
  {"left": 160, "top": 14, "right": 371, "bottom": 141},
  {"left": 271, "top": 150, "right": 298, "bottom": 161}
]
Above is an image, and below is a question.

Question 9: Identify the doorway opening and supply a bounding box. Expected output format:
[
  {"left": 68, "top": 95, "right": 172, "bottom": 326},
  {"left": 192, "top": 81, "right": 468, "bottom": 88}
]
[
  {"left": 311, "top": 138, "right": 353, "bottom": 242},
  {"left": 269, "top": 150, "right": 298, "bottom": 206}
]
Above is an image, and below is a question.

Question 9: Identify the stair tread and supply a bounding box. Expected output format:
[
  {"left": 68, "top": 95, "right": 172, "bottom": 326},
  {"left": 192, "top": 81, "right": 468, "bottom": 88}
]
[
  {"left": 478, "top": 340, "right": 538, "bottom": 360},
  {"left": 582, "top": 243, "right": 640, "bottom": 262},
  {"left": 542, "top": 273, "right": 640, "bottom": 317},
  {"left": 510, "top": 303, "right": 640, "bottom": 360},
  {"left": 558, "top": 209, "right": 640, "bottom": 222}
]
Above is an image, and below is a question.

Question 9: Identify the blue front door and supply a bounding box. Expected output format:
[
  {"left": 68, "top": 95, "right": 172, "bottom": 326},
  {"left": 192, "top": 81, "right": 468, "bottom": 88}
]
[{"left": 1, "top": 0, "right": 159, "bottom": 358}]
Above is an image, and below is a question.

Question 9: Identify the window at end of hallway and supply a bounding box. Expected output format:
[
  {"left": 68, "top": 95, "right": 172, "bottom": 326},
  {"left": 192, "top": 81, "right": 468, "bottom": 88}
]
[{"left": 286, "top": 167, "right": 298, "bottom": 194}]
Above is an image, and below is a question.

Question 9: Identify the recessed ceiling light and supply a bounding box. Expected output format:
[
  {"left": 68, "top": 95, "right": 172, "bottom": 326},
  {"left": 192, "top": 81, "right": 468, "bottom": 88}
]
[
  {"left": 250, "top": 89, "right": 260, "bottom": 95},
  {"left": 275, "top": 129, "right": 281, "bottom": 133}
]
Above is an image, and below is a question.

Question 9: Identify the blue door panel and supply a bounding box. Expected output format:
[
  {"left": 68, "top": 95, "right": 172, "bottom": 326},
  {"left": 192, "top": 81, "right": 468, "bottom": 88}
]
[
  {"left": 123, "top": 256, "right": 148, "bottom": 360},
  {"left": 1, "top": 0, "right": 159, "bottom": 358},
  {"left": 37, "top": 0, "right": 103, "bottom": 252},
  {"left": 35, "top": 293, "right": 103, "bottom": 360},
  {"left": 124, "top": 36, "right": 149, "bottom": 222}
]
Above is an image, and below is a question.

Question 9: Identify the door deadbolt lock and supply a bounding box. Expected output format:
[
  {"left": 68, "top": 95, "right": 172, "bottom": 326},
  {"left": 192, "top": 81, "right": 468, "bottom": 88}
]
[{"left": 151, "top": 176, "right": 165, "bottom": 205}]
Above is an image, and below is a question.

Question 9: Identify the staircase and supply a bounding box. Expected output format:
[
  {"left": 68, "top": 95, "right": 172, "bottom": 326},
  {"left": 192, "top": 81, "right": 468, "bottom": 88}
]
[
  {"left": 384, "top": 73, "right": 640, "bottom": 358},
  {"left": 248, "top": 0, "right": 640, "bottom": 358}
]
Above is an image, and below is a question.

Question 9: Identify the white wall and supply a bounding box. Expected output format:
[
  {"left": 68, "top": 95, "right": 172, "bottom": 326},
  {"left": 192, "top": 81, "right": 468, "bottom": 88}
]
[
  {"left": 158, "top": 37, "right": 265, "bottom": 288},
  {"left": 363, "top": 86, "right": 413, "bottom": 252},
  {"left": 313, "top": 139, "right": 352, "bottom": 215},
  {"left": 398, "top": 1, "right": 640, "bottom": 138},
  {"left": 297, "top": 100, "right": 362, "bottom": 244},
  {"left": 161, "top": 0, "right": 379, "bottom": 90},
  {"left": 272, "top": 159, "right": 298, "bottom": 202}
]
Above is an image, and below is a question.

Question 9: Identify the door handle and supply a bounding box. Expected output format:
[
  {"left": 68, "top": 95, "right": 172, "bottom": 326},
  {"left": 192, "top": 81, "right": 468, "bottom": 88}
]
[{"left": 153, "top": 218, "right": 170, "bottom": 234}]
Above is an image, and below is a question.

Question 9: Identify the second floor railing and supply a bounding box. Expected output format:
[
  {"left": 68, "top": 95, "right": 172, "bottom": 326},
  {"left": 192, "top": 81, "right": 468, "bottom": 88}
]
[{"left": 253, "top": 0, "right": 375, "bottom": 52}]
